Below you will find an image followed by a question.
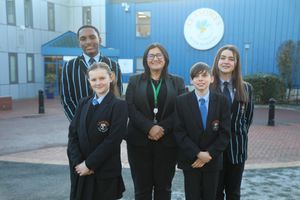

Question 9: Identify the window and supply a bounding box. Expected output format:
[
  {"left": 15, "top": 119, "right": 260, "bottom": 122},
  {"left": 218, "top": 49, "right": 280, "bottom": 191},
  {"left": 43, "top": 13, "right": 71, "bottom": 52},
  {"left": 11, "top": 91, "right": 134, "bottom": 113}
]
[
  {"left": 48, "top": 2, "right": 55, "bottom": 31},
  {"left": 6, "top": 0, "right": 16, "bottom": 25},
  {"left": 26, "top": 54, "right": 34, "bottom": 83},
  {"left": 136, "top": 11, "right": 151, "bottom": 37},
  {"left": 83, "top": 6, "right": 92, "bottom": 25},
  {"left": 9, "top": 53, "right": 18, "bottom": 84},
  {"left": 136, "top": 57, "right": 144, "bottom": 73},
  {"left": 24, "top": 0, "right": 33, "bottom": 28}
]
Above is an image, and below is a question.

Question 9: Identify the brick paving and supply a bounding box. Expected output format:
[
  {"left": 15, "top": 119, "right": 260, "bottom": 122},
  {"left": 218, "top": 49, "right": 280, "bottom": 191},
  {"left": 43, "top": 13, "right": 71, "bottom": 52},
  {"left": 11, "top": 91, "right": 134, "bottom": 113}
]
[
  {"left": 1, "top": 97, "right": 300, "bottom": 199},
  {"left": 0, "top": 97, "right": 300, "bottom": 168}
]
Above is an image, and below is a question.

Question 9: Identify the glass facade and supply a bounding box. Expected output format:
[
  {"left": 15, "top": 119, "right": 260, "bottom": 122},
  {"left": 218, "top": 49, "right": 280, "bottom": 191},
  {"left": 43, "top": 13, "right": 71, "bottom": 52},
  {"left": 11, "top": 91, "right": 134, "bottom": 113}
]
[
  {"left": 9, "top": 53, "right": 18, "bottom": 84},
  {"left": 136, "top": 11, "right": 151, "bottom": 37},
  {"left": 6, "top": 0, "right": 16, "bottom": 25},
  {"left": 48, "top": 2, "right": 55, "bottom": 31}
]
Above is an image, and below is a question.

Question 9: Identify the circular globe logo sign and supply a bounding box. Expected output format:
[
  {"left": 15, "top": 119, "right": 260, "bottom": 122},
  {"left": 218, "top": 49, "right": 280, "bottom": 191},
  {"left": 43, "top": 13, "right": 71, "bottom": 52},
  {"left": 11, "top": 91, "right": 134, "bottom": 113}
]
[{"left": 184, "top": 8, "right": 224, "bottom": 50}]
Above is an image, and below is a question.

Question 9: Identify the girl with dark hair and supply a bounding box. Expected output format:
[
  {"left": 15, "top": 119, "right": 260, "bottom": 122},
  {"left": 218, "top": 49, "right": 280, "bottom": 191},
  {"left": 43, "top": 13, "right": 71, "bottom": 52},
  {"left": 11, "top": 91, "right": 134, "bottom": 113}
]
[
  {"left": 126, "top": 43, "right": 186, "bottom": 200},
  {"left": 211, "top": 45, "right": 254, "bottom": 200}
]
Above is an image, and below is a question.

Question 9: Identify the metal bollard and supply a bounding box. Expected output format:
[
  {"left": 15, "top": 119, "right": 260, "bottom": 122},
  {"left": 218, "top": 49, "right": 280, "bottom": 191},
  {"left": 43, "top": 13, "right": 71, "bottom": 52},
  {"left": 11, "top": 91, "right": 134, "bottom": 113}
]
[
  {"left": 268, "top": 98, "right": 276, "bottom": 126},
  {"left": 38, "top": 90, "right": 45, "bottom": 114}
]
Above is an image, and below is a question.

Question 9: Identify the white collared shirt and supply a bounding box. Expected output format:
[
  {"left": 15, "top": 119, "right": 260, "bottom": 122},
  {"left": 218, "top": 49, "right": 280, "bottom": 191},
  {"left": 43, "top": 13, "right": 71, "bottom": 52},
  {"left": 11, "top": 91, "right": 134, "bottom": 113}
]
[
  {"left": 83, "top": 52, "right": 100, "bottom": 67},
  {"left": 195, "top": 90, "right": 210, "bottom": 108},
  {"left": 93, "top": 90, "right": 109, "bottom": 105}
]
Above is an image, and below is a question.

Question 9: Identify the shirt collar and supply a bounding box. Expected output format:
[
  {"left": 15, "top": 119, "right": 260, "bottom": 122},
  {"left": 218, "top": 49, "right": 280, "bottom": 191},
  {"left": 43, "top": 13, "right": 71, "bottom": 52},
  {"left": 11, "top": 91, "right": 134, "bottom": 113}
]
[
  {"left": 195, "top": 90, "right": 210, "bottom": 103},
  {"left": 93, "top": 90, "right": 109, "bottom": 105},
  {"left": 83, "top": 52, "right": 100, "bottom": 66},
  {"left": 220, "top": 78, "right": 232, "bottom": 87}
]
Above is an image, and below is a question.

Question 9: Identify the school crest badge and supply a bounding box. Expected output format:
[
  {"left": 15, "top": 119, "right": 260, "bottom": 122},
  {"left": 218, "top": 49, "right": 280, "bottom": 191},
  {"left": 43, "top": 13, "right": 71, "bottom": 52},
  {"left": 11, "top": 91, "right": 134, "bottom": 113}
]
[
  {"left": 97, "top": 120, "right": 109, "bottom": 133},
  {"left": 212, "top": 120, "right": 220, "bottom": 131}
]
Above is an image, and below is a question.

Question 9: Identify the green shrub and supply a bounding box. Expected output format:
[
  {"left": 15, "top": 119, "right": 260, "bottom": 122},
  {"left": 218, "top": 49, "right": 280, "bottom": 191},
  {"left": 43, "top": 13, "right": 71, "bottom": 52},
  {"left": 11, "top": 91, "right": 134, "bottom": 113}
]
[{"left": 244, "top": 74, "right": 285, "bottom": 104}]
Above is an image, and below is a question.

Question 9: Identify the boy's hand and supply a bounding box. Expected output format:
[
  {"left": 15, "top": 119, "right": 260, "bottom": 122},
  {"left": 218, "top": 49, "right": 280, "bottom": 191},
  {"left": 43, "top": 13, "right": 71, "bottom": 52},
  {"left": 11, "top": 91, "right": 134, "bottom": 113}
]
[
  {"left": 191, "top": 158, "right": 205, "bottom": 168},
  {"left": 197, "top": 151, "right": 212, "bottom": 163}
]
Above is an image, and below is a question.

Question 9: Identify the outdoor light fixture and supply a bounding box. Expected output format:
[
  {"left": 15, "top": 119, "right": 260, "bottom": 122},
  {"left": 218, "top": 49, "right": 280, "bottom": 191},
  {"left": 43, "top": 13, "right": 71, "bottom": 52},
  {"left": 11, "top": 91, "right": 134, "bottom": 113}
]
[{"left": 121, "top": 2, "right": 130, "bottom": 12}]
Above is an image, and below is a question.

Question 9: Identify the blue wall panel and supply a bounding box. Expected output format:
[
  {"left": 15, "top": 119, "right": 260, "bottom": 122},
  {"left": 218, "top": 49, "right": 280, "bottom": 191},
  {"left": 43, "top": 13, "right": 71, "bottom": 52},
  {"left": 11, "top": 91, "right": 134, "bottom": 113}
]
[{"left": 107, "top": 0, "right": 300, "bottom": 84}]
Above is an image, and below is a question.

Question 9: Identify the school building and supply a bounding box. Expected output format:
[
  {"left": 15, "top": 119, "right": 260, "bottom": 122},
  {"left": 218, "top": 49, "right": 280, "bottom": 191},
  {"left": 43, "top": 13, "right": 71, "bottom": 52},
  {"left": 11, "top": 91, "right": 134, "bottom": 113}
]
[{"left": 0, "top": 0, "right": 299, "bottom": 100}]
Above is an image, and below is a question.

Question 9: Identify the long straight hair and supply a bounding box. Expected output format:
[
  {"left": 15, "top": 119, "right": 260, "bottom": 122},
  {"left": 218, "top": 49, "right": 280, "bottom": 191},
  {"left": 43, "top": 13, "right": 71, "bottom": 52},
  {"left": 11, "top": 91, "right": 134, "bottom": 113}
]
[{"left": 211, "top": 45, "right": 249, "bottom": 103}]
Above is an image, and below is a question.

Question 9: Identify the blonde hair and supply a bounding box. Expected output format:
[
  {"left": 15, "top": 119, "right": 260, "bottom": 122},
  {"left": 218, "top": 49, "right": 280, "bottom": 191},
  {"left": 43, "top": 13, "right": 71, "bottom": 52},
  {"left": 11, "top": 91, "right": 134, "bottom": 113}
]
[{"left": 87, "top": 62, "right": 116, "bottom": 96}]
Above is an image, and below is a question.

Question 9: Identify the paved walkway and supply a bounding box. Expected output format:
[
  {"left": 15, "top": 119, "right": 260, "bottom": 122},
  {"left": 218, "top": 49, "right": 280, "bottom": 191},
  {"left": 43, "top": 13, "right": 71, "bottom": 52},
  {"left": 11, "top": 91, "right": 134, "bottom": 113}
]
[
  {"left": 1, "top": 97, "right": 300, "bottom": 169},
  {"left": 0, "top": 97, "right": 300, "bottom": 199}
]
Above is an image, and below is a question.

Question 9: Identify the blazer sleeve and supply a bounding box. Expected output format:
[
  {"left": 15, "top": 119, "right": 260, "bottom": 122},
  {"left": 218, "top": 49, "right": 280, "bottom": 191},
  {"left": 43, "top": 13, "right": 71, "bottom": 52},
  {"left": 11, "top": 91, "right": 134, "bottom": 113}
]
[
  {"left": 85, "top": 100, "right": 128, "bottom": 170},
  {"left": 67, "top": 98, "right": 86, "bottom": 168},
  {"left": 175, "top": 76, "right": 187, "bottom": 95},
  {"left": 115, "top": 61, "right": 123, "bottom": 96},
  {"left": 126, "top": 75, "right": 154, "bottom": 134},
  {"left": 174, "top": 96, "right": 201, "bottom": 160},
  {"left": 60, "top": 60, "right": 77, "bottom": 121},
  {"left": 245, "top": 82, "right": 254, "bottom": 131},
  {"left": 207, "top": 95, "right": 231, "bottom": 159},
  {"left": 159, "top": 76, "right": 186, "bottom": 135}
]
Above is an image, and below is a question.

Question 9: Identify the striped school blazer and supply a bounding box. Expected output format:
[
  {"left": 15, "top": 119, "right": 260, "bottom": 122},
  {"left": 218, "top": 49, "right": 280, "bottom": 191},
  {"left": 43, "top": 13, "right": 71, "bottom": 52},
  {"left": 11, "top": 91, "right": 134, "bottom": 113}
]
[
  {"left": 214, "top": 82, "right": 254, "bottom": 164},
  {"left": 60, "top": 54, "right": 122, "bottom": 121},
  {"left": 228, "top": 82, "right": 254, "bottom": 164}
]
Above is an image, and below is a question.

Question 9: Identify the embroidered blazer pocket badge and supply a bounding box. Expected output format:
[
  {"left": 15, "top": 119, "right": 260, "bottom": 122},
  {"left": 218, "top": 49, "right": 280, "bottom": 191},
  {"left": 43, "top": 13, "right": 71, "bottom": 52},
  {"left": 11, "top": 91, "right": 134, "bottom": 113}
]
[
  {"left": 97, "top": 120, "right": 110, "bottom": 133},
  {"left": 211, "top": 120, "right": 220, "bottom": 131}
]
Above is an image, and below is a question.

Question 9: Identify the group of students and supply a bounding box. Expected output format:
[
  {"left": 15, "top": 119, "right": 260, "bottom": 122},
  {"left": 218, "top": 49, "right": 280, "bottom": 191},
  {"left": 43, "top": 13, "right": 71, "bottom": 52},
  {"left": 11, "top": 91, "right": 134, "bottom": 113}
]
[{"left": 61, "top": 25, "right": 254, "bottom": 200}]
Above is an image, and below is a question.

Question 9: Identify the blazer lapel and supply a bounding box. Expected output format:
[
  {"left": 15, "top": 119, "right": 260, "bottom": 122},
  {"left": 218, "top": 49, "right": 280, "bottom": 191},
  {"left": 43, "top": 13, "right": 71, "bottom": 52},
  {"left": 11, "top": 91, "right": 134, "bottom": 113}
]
[
  {"left": 79, "top": 98, "right": 92, "bottom": 155},
  {"left": 207, "top": 92, "right": 217, "bottom": 129},
  {"left": 99, "top": 91, "right": 114, "bottom": 107},
  {"left": 79, "top": 55, "right": 88, "bottom": 68},
  {"left": 138, "top": 75, "right": 152, "bottom": 116},
  {"left": 188, "top": 91, "right": 204, "bottom": 130}
]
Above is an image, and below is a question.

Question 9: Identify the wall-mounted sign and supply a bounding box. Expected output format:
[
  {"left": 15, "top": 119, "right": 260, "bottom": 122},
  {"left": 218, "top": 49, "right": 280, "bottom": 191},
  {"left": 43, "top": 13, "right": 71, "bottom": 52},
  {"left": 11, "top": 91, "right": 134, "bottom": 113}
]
[
  {"left": 184, "top": 8, "right": 224, "bottom": 50},
  {"left": 118, "top": 59, "right": 133, "bottom": 73}
]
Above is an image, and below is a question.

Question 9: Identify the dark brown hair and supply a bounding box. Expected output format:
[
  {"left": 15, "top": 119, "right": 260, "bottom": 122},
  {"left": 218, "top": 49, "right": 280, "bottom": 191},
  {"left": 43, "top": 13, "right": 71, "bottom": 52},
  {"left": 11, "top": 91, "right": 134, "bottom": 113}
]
[
  {"left": 190, "top": 62, "right": 212, "bottom": 79},
  {"left": 211, "top": 45, "right": 249, "bottom": 102},
  {"left": 142, "top": 43, "right": 169, "bottom": 78}
]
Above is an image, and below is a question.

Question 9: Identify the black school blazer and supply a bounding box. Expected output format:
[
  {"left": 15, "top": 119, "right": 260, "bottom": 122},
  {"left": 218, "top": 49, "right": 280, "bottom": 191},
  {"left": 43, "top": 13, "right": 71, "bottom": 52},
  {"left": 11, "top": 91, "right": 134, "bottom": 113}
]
[
  {"left": 126, "top": 73, "right": 186, "bottom": 147},
  {"left": 174, "top": 91, "right": 231, "bottom": 171},
  {"left": 67, "top": 91, "right": 128, "bottom": 179}
]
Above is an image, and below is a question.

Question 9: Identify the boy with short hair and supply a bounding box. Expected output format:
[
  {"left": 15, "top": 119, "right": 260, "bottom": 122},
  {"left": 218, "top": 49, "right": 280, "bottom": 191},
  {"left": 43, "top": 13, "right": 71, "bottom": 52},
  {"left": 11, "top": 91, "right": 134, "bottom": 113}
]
[{"left": 174, "top": 62, "right": 231, "bottom": 200}]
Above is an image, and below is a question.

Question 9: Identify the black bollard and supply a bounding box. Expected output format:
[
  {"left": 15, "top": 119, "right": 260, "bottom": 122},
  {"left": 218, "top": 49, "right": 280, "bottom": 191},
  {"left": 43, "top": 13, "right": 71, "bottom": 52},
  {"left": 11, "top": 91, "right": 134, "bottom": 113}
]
[
  {"left": 268, "top": 98, "right": 276, "bottom": 126},
  {"left": 38, "top": 90, "right": 45, "bottom": 114}
]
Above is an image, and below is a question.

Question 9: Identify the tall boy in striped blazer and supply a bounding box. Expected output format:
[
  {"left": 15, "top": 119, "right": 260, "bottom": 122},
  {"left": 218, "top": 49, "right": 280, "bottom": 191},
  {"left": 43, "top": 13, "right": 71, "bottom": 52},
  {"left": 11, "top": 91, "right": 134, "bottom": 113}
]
[
  {"left": 60, "top": 25, "right": 122, "bottom": 200},
  {"left": 61, "top": 25, "right": 122, "bottom": 121}
]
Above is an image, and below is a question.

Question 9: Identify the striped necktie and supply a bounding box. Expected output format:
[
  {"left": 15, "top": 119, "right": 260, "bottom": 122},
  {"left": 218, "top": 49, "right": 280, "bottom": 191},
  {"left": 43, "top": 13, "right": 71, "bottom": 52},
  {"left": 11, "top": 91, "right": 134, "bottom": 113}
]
[{"left": 89, "top": 57, "right": 96, "bottom": 66}]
